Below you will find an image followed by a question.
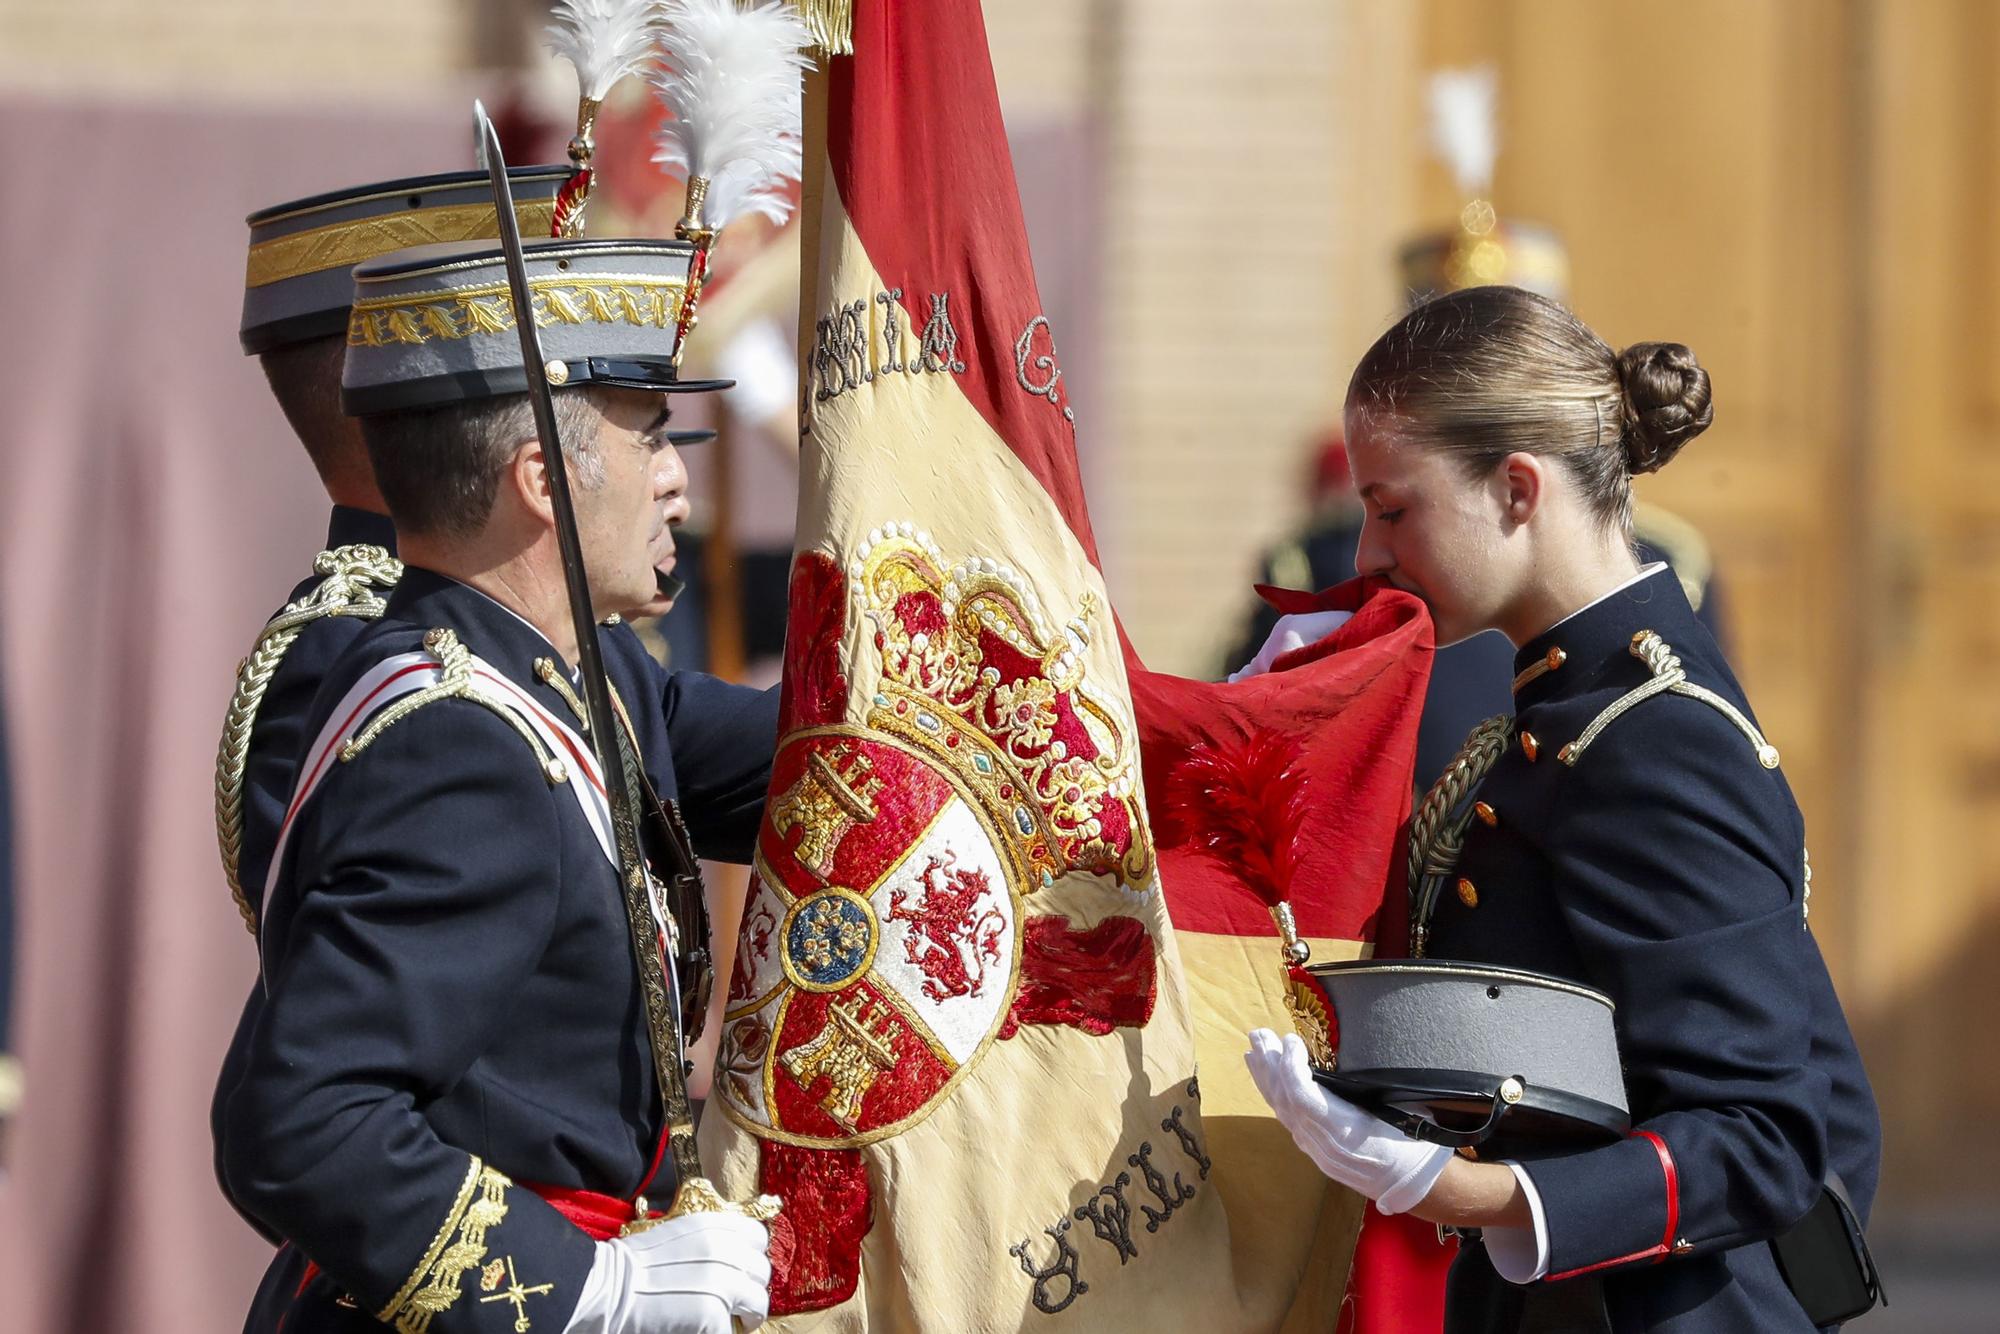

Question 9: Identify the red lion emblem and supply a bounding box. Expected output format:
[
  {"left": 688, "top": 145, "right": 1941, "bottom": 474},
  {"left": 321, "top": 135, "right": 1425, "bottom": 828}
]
[{"left": 887, "top": 852, "right": 1006, "bottom": 1003}]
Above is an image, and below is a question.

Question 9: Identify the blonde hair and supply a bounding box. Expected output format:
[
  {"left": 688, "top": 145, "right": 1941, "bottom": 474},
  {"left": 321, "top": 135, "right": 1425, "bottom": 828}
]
[{"left": 1346, "top": 286, "right": 1712, "bottom": 532}]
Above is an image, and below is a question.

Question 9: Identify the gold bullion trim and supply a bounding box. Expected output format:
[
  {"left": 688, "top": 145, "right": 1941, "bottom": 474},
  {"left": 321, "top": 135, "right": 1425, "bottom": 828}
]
[
  {"left": 214, "top": 543, "right": 403, "bottom": 935},
  {"left": 245, "top": 201, "right": 557, "bottom": 289},
  {"left": 346, "top": 276, "right": 687, "bottom": 349},
  {"left": 380, "top": 1158, "right": 513, "bottom": 1332}
]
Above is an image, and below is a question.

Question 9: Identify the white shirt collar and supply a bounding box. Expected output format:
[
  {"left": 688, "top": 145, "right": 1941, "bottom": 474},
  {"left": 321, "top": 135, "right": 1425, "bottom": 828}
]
[{"left": 1541, "top": 561, "right": 1669, "bottom": 636}]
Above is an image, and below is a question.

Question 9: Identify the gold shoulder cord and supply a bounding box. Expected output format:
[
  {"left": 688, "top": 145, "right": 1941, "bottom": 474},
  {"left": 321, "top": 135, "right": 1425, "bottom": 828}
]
[
  {"left": 1557, "top": 631, "right": 1780, "bottom": 770},
  {"left": 1407, "top": 714, "right": 1513, "bottom": 957},
  {"left": 1559, "top": 631, "right": 1810, "bottom": 927},
  {"left": 339, "top": 629, "right": 570, "bottom": 782},
  {"left": 214, "top": 543, "right": 402, "bottom": 936}
]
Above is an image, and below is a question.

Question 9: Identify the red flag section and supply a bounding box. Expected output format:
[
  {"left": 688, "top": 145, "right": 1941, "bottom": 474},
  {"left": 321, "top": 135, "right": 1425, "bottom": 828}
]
[{"left": 695, "top": 1, "right": 1449, "bottom": 1326}]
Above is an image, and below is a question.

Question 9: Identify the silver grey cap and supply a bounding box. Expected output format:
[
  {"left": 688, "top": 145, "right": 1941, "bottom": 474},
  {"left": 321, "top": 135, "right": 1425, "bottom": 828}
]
[{"left": 341, "top": 237, "right": 733, "bottom": 416}]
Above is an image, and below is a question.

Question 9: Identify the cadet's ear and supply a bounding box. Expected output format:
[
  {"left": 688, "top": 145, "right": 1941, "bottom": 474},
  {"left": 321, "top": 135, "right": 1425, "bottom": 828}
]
[
  {"left": 507, "top": 436, "right": 557, "bottom": 529},
  {"left": 1498, "top": 451, "right": 1546, "bottom": 527}
]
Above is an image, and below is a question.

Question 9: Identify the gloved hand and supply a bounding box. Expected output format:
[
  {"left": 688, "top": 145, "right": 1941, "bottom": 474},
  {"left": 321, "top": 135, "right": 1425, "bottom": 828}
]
[
  {"left": 1226, "top": 610, "right": 1355, "bottom": 683},
  {"left": 563, "top": 1212, "right": 772, "bottom": 1334},
  {"left": 1243, "top": 1027, "right": 1451, "bottom": 1215}
]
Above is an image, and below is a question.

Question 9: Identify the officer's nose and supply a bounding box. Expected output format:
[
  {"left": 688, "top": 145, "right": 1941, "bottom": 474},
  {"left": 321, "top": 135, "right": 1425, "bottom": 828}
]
[
  {"left": 1355, "top": 512, "right": 1393, "bottom": 579},
  {"left": 655, "top": 444, "right": 691, "bottom": 525}
]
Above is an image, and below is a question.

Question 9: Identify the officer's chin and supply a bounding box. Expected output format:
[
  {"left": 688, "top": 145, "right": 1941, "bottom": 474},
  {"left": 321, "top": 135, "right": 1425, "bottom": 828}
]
[{"left": 628, "top": 564, "right": 684, "bottom": 619}]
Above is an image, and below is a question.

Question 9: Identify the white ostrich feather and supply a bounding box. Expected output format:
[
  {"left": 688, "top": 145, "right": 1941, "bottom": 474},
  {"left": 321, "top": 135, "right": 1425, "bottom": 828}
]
[
  {"left": 650, "top": 0, "right": 811, "bottom": 229},
  {"left": 1428, "top": 65, "right": 1499, "bottom": 197},
  {"left": 547, "top": 0, "right": 660, "bottom": 103}
]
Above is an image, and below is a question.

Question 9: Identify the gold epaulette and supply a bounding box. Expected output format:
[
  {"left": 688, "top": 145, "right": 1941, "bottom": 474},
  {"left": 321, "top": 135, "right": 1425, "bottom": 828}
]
[
  {"left": 1632, "top": 501, "right": 1714, "bottom": 613},
  {"left": 339, "top": 629, "right": 571, "bottom": 788},
  {"left": 214, "top": 543, "right": 402, "bottom": 936},
  {"left": 1557, "top": 630, "right": 1780, "bottom": 771}
]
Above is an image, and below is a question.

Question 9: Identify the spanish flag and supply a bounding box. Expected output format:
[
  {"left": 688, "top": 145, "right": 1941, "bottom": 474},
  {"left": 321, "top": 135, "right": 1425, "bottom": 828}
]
[{"left": 697, "top": 2, "right": 1442, "bottom": 1326}]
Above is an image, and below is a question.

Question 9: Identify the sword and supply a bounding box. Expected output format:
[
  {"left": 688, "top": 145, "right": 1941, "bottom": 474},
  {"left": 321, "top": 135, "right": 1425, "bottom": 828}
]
[{"left": 474, "top": 102, "right": 775, "bottom": 1230}]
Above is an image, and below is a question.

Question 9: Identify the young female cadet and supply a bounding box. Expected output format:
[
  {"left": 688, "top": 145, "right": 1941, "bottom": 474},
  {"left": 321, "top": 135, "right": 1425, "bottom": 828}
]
[{"left": 1240, "top": 286, "right": 1879, "bottom": 1333}]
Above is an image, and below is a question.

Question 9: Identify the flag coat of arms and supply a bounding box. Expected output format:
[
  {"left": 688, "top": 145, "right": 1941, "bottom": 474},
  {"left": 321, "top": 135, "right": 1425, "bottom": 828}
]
[{"left": 698, "top": 2, "right": 1440, "bottom": 1327}]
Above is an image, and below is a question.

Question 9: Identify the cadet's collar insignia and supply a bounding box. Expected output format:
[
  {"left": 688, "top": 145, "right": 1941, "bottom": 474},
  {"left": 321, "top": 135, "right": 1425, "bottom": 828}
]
[
  {"left": 1511, "top": 646, "right": 1566, "bottom": 696},
  {"left": 1511, "top": 566, "right": 1679, "bottom": 707}
]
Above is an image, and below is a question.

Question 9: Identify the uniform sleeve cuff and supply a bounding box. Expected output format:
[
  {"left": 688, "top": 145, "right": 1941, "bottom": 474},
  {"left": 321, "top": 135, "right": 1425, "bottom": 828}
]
[
  {"left": 1483, "top": 1162, "right": 1550, "bottom": 1283},
  {"left": 1529, "top": 1131, "right": 1679, "bottom": 1279}
]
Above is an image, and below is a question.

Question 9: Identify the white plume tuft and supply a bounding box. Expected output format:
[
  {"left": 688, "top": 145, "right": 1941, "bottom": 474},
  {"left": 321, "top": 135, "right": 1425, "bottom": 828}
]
[
  {"left": 650, "top": 0, "right": 811, "bottom": 229},
  {"left": 1427, "top": 65, "right": 1499, "bottom": 197},
  {"left": 546, "top": 0, "right": 660, "bottom": 103}
]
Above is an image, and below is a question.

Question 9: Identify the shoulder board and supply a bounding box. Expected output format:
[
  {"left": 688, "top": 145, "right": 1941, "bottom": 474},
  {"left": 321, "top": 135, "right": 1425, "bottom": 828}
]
[
  {"left": 215, "top": 543, "right": 402, "bottom": 935},
  {"left": 256, "top": 630, "right": 617, "bottom": 956},
  {"left": 1557, "top": 630, "right": 1780, "bottom": 771}
]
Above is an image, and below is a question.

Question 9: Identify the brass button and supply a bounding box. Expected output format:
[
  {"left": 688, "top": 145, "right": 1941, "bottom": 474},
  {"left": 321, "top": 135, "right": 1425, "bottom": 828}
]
[
  {"left": 1520, "top": 731, "right": 1539, "bottom": 762},
  {"left": 545, "top": 358, "right": 571, "bottom": 385},
  {"left": 1545, "top": 647, "right": 1566, "bottom": 671},
  {"left": 1474, "top": 800, "right": 1498, "bottom": 828},
  {"left": 1457, "top": 878, "right": 1479, "bottom": 908}
]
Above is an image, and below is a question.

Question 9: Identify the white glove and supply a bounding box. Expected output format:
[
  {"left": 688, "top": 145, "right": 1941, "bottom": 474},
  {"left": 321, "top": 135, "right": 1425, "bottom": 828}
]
[
  {"left": 564, "top": 1212, "right": 773, "bottom": 1334},
  {"left": 1243, "top": 1027, "right": 1450, "bottom": 1215},
  {"left": 1227, "top": 610, "right": 1354, "bottom": 683}
]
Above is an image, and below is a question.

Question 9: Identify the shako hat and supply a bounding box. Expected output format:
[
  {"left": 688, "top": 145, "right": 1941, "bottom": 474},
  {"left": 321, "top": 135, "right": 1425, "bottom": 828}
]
[
  {"left": 341, "top": 236, "right": 733, "bottom": 417},
  {"left": 1401, "top": 66, "right": 1570, "bottom": 308},
  {"left": 240, "top": 166, "right": 569, "bottom": 355}
]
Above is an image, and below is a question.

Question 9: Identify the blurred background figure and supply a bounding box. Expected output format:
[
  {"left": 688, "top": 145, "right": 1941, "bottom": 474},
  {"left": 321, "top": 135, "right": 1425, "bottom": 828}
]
[{"left": 1228, "top": 66, "right": 1729, "bottom": 793}]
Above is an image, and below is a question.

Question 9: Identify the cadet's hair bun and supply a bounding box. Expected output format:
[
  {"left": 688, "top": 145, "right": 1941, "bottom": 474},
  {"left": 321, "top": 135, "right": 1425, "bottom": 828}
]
[{"left": 1615, "top": 342, "right": 1712, "bottom": 475}]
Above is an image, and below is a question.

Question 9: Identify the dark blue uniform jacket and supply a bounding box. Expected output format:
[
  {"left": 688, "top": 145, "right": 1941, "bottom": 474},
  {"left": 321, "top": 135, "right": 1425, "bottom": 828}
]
[
  {"left": 223, "top": 566, "right": 777, "bottom": 1333},
  {"left": 1429, "top": 568, "right": 1879, "bottom": 1333}
]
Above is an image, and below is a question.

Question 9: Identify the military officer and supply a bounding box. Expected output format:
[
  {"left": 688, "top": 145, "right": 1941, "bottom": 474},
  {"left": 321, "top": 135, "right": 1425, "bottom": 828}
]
[
  {"left": 214, "top": 167, "right": 715, "bottom": 1243},
  {"left": 1242, "top": 285, "right": 1880, "bottom": 1332},
  {"left": 223, "top": 236, "right": 781, "bottom": 1332}
]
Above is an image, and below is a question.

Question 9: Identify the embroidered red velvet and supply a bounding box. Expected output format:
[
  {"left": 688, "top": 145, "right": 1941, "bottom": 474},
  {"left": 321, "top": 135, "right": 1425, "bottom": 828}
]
[
  {"left": 776, "top": 552, "right": 850, "bottom": 734},
  {"left": 1000, "top": 913, "right": 1157, "bottom": 1039},
  {"left": 762, "top": 1142, "right": 872, "bottom": 1314}
]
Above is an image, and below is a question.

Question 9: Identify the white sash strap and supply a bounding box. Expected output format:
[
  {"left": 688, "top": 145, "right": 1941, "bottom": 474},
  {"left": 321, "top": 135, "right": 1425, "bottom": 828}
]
[{"left": 259, "top": 649, "right": 618, "bottom": 953}]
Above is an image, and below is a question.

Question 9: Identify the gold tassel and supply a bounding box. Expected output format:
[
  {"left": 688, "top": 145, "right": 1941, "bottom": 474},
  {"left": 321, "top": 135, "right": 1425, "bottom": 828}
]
[{"left": 792, "top": 0, "right": 853, "bottom": 56}]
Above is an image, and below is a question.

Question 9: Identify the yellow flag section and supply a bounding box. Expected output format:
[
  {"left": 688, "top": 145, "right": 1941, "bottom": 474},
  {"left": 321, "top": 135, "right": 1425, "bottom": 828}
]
[
  {"left": 697, "top": 42, "right": 1232, "bottom": 1334},
  {"left": 697, "top": 2, "right": 1439, "bottom": 1328}
]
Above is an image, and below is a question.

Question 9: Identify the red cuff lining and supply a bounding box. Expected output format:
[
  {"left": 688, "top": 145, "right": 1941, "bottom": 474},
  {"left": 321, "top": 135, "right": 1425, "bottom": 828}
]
[{"left": 1545, "top": 1130, "right": 1681, "bottom": 1282}]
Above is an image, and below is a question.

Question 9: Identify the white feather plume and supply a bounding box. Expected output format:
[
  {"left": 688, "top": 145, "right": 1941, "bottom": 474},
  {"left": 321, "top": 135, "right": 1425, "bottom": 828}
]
[
  {"left": 546, "top": 0, "right": 660, "bottom": 103},
  {"left": 1428, "top": 65, "right": 1499, "bottom": 197},
  {"left": 650, "top": 0, "right": 811, "bottom": 230}
]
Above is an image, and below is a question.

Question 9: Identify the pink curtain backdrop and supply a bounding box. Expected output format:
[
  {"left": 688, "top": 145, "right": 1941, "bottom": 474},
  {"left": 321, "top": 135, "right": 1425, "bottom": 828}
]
[
  {"left": 0, "top": 94, "right": 1099, "bottom": 1331},
  {"left": 0, "top": 94, "right": 479, "bottom": 1332}
]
